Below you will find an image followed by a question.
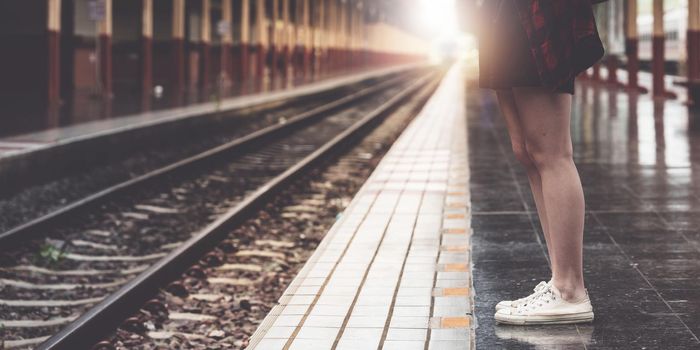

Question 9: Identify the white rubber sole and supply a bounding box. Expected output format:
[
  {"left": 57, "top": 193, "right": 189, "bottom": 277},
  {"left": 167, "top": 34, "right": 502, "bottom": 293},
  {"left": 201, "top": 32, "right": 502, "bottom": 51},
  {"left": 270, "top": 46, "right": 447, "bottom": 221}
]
[
  {"left": 495, "top": 311, "right": 594, "bottom": 325},
  {"left": 495, "top": 302, "right": 511, "bottom": 311}
]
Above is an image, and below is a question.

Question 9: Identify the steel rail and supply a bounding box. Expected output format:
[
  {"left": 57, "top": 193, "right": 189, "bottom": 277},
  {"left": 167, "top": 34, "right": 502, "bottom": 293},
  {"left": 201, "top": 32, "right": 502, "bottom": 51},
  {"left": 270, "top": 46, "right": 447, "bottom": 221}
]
[
  {"left": 0, "top": 70, "right": 422, "bottom": 249},
  {"left": 35, "top": 72, "right": 436, "bottom": 350}
]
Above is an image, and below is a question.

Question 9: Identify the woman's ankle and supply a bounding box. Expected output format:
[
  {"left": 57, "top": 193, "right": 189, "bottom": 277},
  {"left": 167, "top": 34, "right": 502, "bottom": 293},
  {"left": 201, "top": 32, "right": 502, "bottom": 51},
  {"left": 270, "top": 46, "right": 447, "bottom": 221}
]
[{"left": 552, "top": 279, "right": 587, "bottom": 302}]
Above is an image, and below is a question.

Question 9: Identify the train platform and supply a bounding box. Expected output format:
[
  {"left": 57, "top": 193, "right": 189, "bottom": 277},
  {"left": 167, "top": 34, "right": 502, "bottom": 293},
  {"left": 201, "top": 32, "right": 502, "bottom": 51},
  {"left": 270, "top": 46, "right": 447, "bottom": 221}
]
[
  {"left": 0, "top": 65, "right": 416, "bottom": 187},
  {"left": 247, "top": 65, "right": 474, "bottom": 350},
  {"left": 243, "top": 61, "right": 700, "bottom": 349}
]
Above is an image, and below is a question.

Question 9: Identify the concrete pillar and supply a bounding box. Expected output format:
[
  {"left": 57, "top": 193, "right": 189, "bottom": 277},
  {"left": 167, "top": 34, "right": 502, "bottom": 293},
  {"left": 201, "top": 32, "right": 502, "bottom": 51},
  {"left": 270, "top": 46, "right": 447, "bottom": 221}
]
[
  {"left": 652, "top": 0, "right": 674, "bottom": 98},
  {"left": 348, "top": 1, "right": 355, "bottom": 68},
  {"left": 602, "top": 1, "right": 620, "bottom": 86},
  {"left": 339, "top": 0, "right": 347, "bottom": 70},
  {"left": 354, "top": 2, "right": 363, "bottom": 68},
  {"left": 141, "top": 0, "right": 153, "bottom": 108},
  {"left": 315, "top": 0, "right": 325, "bottom": 76},
  {"left": 334, "top": 0, "right": 343, "bottom": 71},
  {"left": 270, "top": 0, "right": 279, "bottom": 77},
  {"left": 337, "top": 0, "right": 345, "bottom": 70},
  {"left": 346, "top": 1, "right": 352, "bottom": 69},
  {"left": 221, "top": 0, "right": 233, "bottom": 84},
  {"left": 302, "top": 0, "right": 311, "bottom": 78},
  {"left": 300, "top": 0, "right": 307, "bottom": 75},
  {"left": 240, "top": 0, "right": 251, "bottom": 81},
  {"left": 282, "top": 0, "right": 291, "bottom": 76},
  {"left": 591, "top": 62, "right": 601, "bottom": 81},
  {"left": 200, "top": 0, "right": 212, "bottom": 92},
  {"left": 606, "top": 55, "right": 621, "bottom": 85},
  {"left": 354, "top": 3, "right": 361, "bottom": 68},
  {"left": 98, "top": 0, "right": 113, "bottom": 97},
  {"left": 348, "top": 1, "right": 354, "bottom": 67},
  {"left": 355, "top": 3, "right": 359, "bottom": 67},
  {"left": 292, "top": 0, "right": 299, "bottom": 76},
  {"left": 625, "top": 0, "right": 646, "bottom": 92},
  {"left": 358, "top": 1, "right": 366, "bottom": 68},
  {"left": 255, "top": 0, "right": 267, "bottom": 79},
  {"left": 367, "top": 10, "right": 374, "bottom": 66},
  {"left": 328, "top": 0, "right": 336, "bottom": 72},
  {"left": 172, "top": 0, "right": 185, "bottom": 101},
  {"left": 47, "top": 0, "right": 61, "bottom": 105},
  {"left": 688, "top": 0, "right": 700, "bottom": 82}
]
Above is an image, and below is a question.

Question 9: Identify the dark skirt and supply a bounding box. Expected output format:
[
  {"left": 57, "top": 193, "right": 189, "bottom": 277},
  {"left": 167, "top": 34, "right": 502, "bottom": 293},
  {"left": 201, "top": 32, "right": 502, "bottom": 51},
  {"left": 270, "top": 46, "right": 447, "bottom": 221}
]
[{"left": 478, "top": 0, "right": 575, "bottom": 94}]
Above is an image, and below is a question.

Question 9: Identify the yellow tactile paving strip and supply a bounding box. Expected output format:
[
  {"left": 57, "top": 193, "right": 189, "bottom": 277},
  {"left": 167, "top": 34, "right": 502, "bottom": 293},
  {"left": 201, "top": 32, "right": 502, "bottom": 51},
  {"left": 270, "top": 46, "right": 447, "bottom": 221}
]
[
  {"left": 436, "top": 317, "right": 471, "bottom": 329},
  {"left": 247, "top": 64, "right": 473, "bottom": 350}
]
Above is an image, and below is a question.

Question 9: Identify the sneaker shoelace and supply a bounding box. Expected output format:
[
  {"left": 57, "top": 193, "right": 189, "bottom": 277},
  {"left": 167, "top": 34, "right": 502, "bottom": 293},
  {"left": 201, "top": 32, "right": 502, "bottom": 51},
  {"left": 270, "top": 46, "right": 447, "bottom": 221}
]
[
  {"left": 533, "top": 281, "right": 548, "bottom": 292},
  {"left": 515, "top": 281, "right": 550, "bottom": 305},
  {"left": 517, "top": 286, "right": 557, "bottom": 313}
]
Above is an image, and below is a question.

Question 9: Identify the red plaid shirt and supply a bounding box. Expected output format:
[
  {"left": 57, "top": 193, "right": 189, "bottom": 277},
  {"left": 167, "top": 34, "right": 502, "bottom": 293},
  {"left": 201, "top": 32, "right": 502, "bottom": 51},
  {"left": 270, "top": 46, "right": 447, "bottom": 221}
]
[{"left": 514, "top": 0, "right": 605, "bottom": 91}]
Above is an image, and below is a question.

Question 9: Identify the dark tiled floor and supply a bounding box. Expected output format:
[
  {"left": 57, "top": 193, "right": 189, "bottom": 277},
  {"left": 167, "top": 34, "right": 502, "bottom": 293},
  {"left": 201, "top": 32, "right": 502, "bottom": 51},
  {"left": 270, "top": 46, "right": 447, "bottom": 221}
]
[{"left": 468, "top": 81, "right": 700, "bottom": 349}]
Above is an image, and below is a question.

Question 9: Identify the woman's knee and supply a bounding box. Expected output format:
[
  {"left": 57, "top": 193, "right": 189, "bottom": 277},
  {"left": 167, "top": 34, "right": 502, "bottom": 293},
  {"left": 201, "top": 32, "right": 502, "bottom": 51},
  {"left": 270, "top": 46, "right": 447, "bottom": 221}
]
[
  {"left": 525, "top": 140, "right": 573, "bottom": 169},
  {"left": 511, "top": 142, "right": 535, "bottom": 169}
]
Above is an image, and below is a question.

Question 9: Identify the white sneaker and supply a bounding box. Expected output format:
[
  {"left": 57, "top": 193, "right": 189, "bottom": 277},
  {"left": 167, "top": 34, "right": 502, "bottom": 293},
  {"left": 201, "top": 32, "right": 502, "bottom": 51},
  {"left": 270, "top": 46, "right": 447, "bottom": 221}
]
[
  {"left": 495, "top": 280, "right": 550, "bottom": 311},
  {"left": 494, "top": 285, "right": 594, "bottom": 325}
]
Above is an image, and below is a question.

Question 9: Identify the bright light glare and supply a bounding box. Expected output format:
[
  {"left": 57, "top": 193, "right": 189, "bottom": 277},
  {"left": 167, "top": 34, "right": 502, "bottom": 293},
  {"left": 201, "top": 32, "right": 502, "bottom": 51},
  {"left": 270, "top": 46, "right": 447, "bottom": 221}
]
[
  {"left": 412, "top": 0, "right": 474, "bottom": 64},
  {"left": 414, "top": 0, "right": 460, "bottom": 40}
]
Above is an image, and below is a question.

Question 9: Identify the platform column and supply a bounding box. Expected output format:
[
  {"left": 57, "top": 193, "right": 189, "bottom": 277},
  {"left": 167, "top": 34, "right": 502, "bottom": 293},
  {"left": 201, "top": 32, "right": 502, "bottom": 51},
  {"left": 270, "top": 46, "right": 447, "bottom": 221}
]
[
  {"left": 359, "top": 1, "right": 366, "bottom": 68},
  {"left": 349, "top": 1, "right": 355, "bottom": 68},
  {"left": 282, "top": 0, "right": 291, "bottom": 78},
  {"left": 339, "top": 0, "right": 347, "bottom": 70},
  {"left": 625, "top": 0, "right": 646, "bottom": 92},
  {"left": 141, "top": 0, "right": 153, "bottom": 109},
  {"left": 327, "top": 0, "right": 336, "bottom": 73},
  {"left": 301, "top": 0, "right": 311, "bottom": 79},
  {"left": 240, "top": 0, "right": 251, "bottom": 83},
  {"left": 338, "top": 0, "right": 345, "bottom": 70},
  {"left": 200, "top": 0, "right": 212, "bottom": 94},
  {"left": 357, "top": 2, "right": 364, "bottom": 67},
  {"left": 591, "top": 63, "right": 601, "bottom": 81},
  {"left": 172, "top": 0, "right": 185, "bottom": 102},
  {"left": 355, "top": 2, "right": 363, "bottom": 68},
  {"left": 349, "top": 1, "right": 357, "bottom": 69},
  {"left": 689, "top": 0, "right": 700, "bottom": 81},
  {"left": 221, "top": 0, "right": 233, "bottom": 88},
  {"left": 337, "top": 0, "right": 344, "bottom": 71},
  {"left": 48, "top": 0, "right": 61, "bottom": 105},
  {"left": 605, "top": 1, "right": 625, "bottom": 87},
  {"left": 291, "top": 0, "right": 299, "bottom": 76},
  {"left": 255, "top": 0, "right": 267, "bottom": 80},
  {"left": 315, "top": 0, "right": 325, "bottom": 76},
  {"left": 347, "top": 1, "right": 353, "bottom": 68},
  {"left": 97, "top": 0, "right": 113, "bottom": 98},
  {"left": 270, "top": 0, "right": 279, "bottom": 78},
  {"left": 334, "top": 0, "right": 343, "bottom": 71},
  {"left": 347, "top": 1, "right": 353, "bottom": 69},
  {"left": 367, "top": 16, "right": 374, "bottom": 66},
  {"left": 652, "top": 0, "right": 674, "bottom": 98},
  {"left": 356, "top": 3, "right": 362, "bottom": 67},
  {"left": 606, "top": 55, "right": 622, "bottom": 87}
]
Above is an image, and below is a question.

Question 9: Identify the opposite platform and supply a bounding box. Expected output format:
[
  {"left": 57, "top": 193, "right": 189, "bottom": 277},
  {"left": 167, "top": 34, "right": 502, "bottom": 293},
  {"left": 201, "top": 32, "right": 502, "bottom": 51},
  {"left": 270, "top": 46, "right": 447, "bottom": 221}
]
[
  {"left": 0, "top": 65, "right": 417, "bottom": 188},
  {"left": 247, "top": 64, "right": 474, "bottom": 350}
]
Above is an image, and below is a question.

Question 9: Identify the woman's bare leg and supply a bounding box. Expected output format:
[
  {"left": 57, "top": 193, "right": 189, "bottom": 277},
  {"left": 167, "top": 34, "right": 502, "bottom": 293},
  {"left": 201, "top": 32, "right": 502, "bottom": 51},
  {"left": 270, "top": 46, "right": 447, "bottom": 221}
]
[
  {"left": 512, "top": 87, "right": 587, "bottom": 302},
  {"left": 495, "top": 90, "right": 553, "bottom": 263}
]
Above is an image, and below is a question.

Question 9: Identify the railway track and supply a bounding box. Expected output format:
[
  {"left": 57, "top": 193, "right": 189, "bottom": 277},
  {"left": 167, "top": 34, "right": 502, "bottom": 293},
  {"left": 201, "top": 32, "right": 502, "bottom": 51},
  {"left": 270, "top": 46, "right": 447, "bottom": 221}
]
[
  {"left": 0, "top": 69, "right": 418, "bottom": 247},
  {"left": 0, "top": 69, "right": 413, "bottom": 236},
  {"left": 0, "top": 68, "right": 441, "bottom": 349}
]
